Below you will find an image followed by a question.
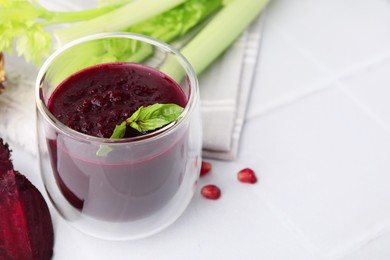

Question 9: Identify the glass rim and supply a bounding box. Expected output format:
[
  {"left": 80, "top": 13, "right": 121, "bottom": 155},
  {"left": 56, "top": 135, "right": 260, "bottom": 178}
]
[{"left": 35, "top": 32, "right": 199, "bottom": 145}]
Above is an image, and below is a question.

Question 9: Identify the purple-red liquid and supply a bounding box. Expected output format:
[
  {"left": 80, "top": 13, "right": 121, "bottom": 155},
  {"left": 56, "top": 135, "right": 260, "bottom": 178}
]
[
  {"left": 48, "top": 62, "right": 187, "bottom": 138},
  {"left": 47, "top": 62, "right": 188, "bottom": 221}
]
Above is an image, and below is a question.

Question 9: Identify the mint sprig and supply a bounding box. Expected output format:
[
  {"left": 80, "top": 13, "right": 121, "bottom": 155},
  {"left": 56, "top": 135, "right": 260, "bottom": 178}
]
[
  {"left": 115, "top": 103, "right": 184, "bottom": 136},
  {"left": 96, "top": 103, "right": 184, "bottom": 156}
]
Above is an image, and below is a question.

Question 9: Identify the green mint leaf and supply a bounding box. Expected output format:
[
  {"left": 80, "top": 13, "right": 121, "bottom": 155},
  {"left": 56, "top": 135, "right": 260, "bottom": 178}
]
[
  {"left": 127, "top": 103, "right": 184, "bottom": 133},
  {"left": 96, "top": 145, "right": 112, "bottom": 157},
  {"left": 96, "top": 121, "right": 126, "bottom": 157},
  {"left": 109, "top": 121, "right": 127, "bottom": 139},
  {"left": 96, "top": 103, "right": 183, "bottom": 156},
  {"left": 109, "top": 103, "right": 184, "bottom": 140}
]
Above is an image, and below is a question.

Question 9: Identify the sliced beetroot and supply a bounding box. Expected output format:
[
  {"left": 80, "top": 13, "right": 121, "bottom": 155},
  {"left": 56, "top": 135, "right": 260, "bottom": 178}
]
[
  {"left": 0, "top": 139, "right": 54, "bottom": 260},
  {"left": 0, "top": 138, "right": 12, "bottom": 174}
]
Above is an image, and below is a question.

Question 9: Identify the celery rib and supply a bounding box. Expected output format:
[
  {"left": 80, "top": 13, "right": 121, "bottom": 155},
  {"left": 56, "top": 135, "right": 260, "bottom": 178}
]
[
  {"left": 54, "top": 0, "right": 187, "bottom": 46},
  {"left": 180, "top": 0, "right": 269, "bottom": 75},
  {"left": 39, "top": 5, "right": 122, "bottom": 26}
]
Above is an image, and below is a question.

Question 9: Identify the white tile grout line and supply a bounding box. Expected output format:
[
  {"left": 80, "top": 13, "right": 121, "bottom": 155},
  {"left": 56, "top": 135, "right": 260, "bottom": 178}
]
[
  {"left": 254, "top": 194, "right": 325, "bottom": 260},
  {"left": 266, "top": 17, "right": 390, "bottom": 79},
  {"left": 247, "top": 18, "right": 390, "bottom": 259},
  {"left": 329, "top": 220, "right": 390, "bottom": 260},
  {"left": 260, "top": 181, "right": 390, "bottom": 260},
  {"left": 337, "top": 82, "right": 390, "bottom": 135},
  {"left": 246, "top": 78, "right": 336, "bottom": 120},
  {"left": 247, "top": 21, "right": 390, "bottom": 120}
]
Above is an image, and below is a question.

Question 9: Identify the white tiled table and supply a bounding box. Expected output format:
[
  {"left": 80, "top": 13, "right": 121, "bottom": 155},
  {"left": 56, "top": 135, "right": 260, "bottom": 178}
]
[{"left": 8, "top": 0, "right": 390, "bottom": 259}]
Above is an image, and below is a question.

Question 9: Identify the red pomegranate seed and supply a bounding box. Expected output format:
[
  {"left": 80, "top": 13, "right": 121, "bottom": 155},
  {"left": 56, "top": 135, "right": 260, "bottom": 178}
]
[
  {"left": 201, "top": 184, "right": 221, "bottom": 200},
  {"left": 200, "top": 161, "right": 212, "bottom": 177},
  {"left": 237, "top": 168, "right": 257, "bottom": 184}
]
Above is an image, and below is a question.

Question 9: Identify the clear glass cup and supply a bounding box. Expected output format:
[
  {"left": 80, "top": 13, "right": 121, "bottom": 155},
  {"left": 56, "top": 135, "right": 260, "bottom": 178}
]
[{"left": 35, "top": 33, "right": 202, "bottom": 240}]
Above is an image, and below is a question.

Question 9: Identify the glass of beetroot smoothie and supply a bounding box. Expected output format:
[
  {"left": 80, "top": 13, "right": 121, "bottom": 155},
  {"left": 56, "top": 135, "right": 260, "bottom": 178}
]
[{"left": 35, "top": 33, "right": 202, "bottom": 240}]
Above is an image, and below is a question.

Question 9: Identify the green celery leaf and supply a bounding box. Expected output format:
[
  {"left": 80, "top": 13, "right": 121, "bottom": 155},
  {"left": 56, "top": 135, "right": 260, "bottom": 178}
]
[
  {"left": 127, "top": 0, "right": 223, "bottom": 43},
  {"left": 15, "top": 22, "right": 51, "bottom": 65},
  {"left": 0, "top": 0, "right": 51, "bottom": 65}
]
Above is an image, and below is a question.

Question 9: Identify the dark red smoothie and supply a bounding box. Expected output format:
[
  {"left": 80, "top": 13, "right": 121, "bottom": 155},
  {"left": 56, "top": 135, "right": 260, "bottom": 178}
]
[
  {"left": 48, "top": 62, "right": 187, "bottom": 138},
  {"left": 47, "top": 62, "right": 189, "bottom": 221}
]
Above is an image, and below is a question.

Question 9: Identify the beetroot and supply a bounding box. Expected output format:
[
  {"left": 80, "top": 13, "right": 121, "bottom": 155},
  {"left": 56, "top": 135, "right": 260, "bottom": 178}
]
[
  {"left": 0, "top": 140, "right": 12, "bottom": 173},
  {"left": 0, "top": 138, "right": 54, "bottom": 260}
]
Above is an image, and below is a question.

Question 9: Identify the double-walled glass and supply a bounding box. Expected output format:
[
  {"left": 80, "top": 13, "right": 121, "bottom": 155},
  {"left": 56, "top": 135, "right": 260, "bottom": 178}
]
[{"left": 36, "top": 33, "right": 202, "bottom": 240}]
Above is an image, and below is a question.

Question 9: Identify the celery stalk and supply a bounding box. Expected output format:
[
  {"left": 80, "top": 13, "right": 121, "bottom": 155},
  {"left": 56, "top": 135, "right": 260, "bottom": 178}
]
[
  {"left": 126, "top": 0, "right": 223, "bottom": 44},
  {"left": 54, "top": 0, "right": 187, "bottom": 46},
  {"left": 49, "top": 0, "right": 224, "bottom": 86},
  {"left": 39, "top": 5, "right": 123, "bottom": 25},
  {"left": 161, "top": 0, "right": 268, "bottom": 81},
  {"left": 180, "top": 0, "right": 269, "bottom": 75}
]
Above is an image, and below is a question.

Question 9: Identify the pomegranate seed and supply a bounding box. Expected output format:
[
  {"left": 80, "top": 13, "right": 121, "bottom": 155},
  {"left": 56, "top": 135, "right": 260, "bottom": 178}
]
[
  {"left": 201, "top": 184, "right": 221, "bottom": 200},
  {"left": 237, "top": 168, "right": 257, "bottom": 184},
  {"left": 200, "top": 161, "right": 212, "bottom": 177}
]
